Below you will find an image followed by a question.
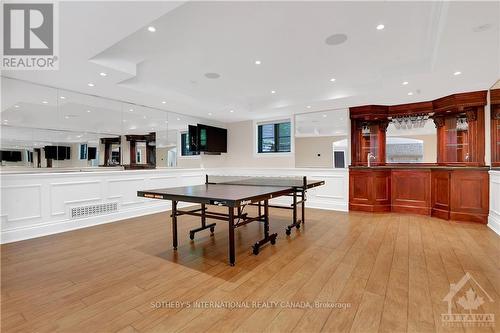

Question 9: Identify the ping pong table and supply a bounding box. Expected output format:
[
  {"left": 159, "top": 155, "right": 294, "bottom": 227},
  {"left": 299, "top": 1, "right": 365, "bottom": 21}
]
[{"left": 137, "top": 175, "right": 324, "bottom": 266}]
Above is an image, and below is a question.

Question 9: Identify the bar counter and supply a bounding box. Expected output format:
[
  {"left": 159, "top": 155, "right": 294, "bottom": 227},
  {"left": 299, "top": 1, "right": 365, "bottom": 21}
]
[{"left": 349, "top": 165, "right": 490, "bottom": 223}]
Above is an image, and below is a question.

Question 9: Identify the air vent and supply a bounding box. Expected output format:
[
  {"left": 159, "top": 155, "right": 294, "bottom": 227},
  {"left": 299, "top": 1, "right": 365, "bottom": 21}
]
[{"left": 71, "top": 202, "right": 117, "bottom": 219}]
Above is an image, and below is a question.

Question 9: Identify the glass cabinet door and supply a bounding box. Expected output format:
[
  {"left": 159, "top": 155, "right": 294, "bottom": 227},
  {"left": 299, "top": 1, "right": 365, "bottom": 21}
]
[
  {"left": 444, "top": 116, "right": 470, "bottom": 163},
  {"left": 360, "top": 123, "right": 380, "bottom": 163}
]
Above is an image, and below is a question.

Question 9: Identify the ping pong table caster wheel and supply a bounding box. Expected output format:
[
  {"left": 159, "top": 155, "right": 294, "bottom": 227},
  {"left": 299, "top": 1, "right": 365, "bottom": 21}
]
[
  {"left": 189, "top": 232, "right": 195, "bottom": 240},
  {"left": 296, "top": 224, "right": 300, "bottom": 230},
  {"left": 285, "top": 228, "right": 291, "bottom": 236},
  {"left": 252, "top": 246, "right": 259, "bottom": 255},
  {"left": 270, "top": 238, "right": 276, "bottom": 245},
  {"left": 210, "top": 226, "right": 215, "bottom": 234}
]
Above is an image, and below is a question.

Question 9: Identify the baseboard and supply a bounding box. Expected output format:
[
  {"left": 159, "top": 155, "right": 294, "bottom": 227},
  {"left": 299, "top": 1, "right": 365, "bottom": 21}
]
[
  {"left": 487, "top": 211, "right": 500, "bottom": 236},
  {"left": 0, "top": 202, "right": 195, "bottom": 244}
]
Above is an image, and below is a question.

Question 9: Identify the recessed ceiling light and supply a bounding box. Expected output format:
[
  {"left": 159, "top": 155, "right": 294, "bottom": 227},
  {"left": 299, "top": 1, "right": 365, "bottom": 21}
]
[
  {"left": 255, "top": 60, "right": 261, "bottom": 65},
  {"left": 123, "top": 119, "right": 127, "bottom": 122},
  {"left": 143, "top": 116, "right": 147, "bottom": 119},
  {"left": 99, "top": 72, "right": 107, "bottom": 77},
  {"left": 454, "top": 71, "right": 462, "bottom": 76},
  {"left": 64, "top": 115, "right": 70, "bottom": 119},
  {"left": 60, "top": 96, "right": 66, "bottom": 99},
  {"left": 402, "top": 81, "right": 409, "bottom": 85},
  {"left": 161, "top": 101, "right": 166, "bottom": 104},
  {"left": 14, "top": 105, "right": 19, "bottom": 108},
  {"left": 229, "top": 110, "right": 234, "bottom": 113},
  {"left": 42, "top": 101, "right": 48, "bottom": 104},
  {"left": 306, "top": 106, "right": 312, "bottom": 109},
  {"left": 208, "top": 112, "right": 213, "bottom": 116},
  {"left": 376, "top": 24, "right": 385, "bottom": 30},
  {"left": 87, "top": 83, "right": 95, "bottom": 87},
  {"left": 129, "top": 108, "right": 133, "bottom": 112},
  {"left": 325, "top": 33, "right": 348, "bottom": 46},
  {"left": 86, "top": 110, "right": 91, "bottom": 113},
  {"left": 271, "top": 90, "right": 276, "bottom": 94},
  {"left": 408, "top": 92, "right": 414, "bottom": 96},
  {"left": 148, "top": 26, "right": 156, "bottom": 32},
  {"left": 322, "top": 114, "right": 327, "bottom": 118},
  {"left": 330, "top": 78, "right": 336, "bottom": 82},
  {"left": 205, "top": 73, "right": 221, "bottom": 79},
  {"left": 473, "top": 23, "right": 492, "bottom": 33},
  {"left": 176, "top": 117, "right": 180, "bottom": 121}
]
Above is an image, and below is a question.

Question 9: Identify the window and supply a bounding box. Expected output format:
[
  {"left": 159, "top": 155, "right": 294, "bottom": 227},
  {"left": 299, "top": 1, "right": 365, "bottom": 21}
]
[
  {"left": 79, "top": 144, "right": 87, "bottom": 160},
  {"left": 181, "top": 132, "right": 197, "bottom": 156},
  {"left": 257, "top": 121, "right": 291, "bottom": 153}
]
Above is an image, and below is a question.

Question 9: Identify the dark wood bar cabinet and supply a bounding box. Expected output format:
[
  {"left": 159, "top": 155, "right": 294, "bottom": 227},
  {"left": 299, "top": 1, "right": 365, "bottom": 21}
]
[{"left": 348, "top": 90, "right": 490, "bottom": 224}]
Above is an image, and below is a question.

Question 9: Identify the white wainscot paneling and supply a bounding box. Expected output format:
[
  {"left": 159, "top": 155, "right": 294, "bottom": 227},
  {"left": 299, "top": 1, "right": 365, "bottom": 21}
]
[
  {"left": 207, "top": 168, "right": 349, "bottom": 212},
  {"left": 107, "top": 177, "right": 147, "bottom": 207},
  {"left": 0, "top": 168, "right": 348, "bottom": 243},
  {"left": 1, "top": 184, "right": 42, "bottom": 229},
  {"left": 50, "top": 180, "right": 101, "bottom": 216},
  {"left": 0, "top": 169, "right": 205, "bottom": 243},
  {"left": 488, "top": 170, "right": 500, "bottom": 236}
]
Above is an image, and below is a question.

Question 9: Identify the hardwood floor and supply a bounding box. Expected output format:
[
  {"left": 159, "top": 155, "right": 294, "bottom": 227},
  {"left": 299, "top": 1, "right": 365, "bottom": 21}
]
[{"left": 1, "top": 206, "right": 499, "bottom": 333}]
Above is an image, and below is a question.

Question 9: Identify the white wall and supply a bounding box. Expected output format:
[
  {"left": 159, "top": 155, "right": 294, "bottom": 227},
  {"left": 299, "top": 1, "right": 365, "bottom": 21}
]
[
  {"left": 224, "top": 120, "right": 295, "bottom": 168},
  {"left": 488, "top": 170, "right": 500, "bottom": 235}
]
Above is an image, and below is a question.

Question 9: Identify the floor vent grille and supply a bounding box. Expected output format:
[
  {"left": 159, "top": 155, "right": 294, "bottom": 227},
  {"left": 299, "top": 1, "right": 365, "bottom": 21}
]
[{"left": 71, "top": 202, "right": 118, "bottom": 219}]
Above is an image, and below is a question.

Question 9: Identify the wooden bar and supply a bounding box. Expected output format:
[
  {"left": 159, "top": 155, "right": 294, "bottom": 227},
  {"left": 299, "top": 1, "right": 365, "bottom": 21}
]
[{"left": 349, "top": 167, "right": 489, "bottom": 223}]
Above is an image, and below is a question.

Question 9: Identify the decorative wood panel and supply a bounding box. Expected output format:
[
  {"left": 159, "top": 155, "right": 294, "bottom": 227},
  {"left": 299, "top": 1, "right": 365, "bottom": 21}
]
[
  {"left": 349, "top": 167, "right": 489, "bottom": 224},
  {"left": 349, "top": 170, "right": 391, "bottom": 212},
  {"left": 431, "top": 170, "right": 451, "bottom": 220},
  {"left": 391, "top": 170, "right": 431, "bottom": 215},
  {"left": 450, "top": 170, "right": 489, "bottom": 223}
]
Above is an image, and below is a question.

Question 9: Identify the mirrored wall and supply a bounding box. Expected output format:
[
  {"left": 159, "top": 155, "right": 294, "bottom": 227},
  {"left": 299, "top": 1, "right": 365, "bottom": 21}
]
[
  {"left": 294, "top": 109, "right": 349, "bottom": 168},
  {"left": 0, "top": 77, "right": 218, "bottom": 170}
]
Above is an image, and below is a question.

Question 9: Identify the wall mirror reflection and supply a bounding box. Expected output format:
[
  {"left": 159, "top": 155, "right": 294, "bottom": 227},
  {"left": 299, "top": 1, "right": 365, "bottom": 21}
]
[
  {"left": 386, "top": 115, "right": 437, "bottom": 163},
  {"left": 295, "top": 109, "right": 349, "bottom": 168}
]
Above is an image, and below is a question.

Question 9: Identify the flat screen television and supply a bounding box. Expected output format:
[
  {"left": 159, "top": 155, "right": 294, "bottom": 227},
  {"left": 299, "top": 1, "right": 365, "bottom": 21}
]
[
  {"left": 44, "top": 146, "right": 57, "bottom": 159},
  {"left": 0, "top": 150, "right": 22, "bottom": 162},
  {"left": 44, "top": 146, "right": 71, "bottom": 160},
  {"left": 197, "top": 124, "right": 227, "bottom": 153}
]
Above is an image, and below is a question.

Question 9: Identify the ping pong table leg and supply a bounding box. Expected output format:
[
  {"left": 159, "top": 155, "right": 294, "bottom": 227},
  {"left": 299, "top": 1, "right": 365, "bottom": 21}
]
[
  {"left": 228, "top": 206, "right": 235, "bottom": 266},
  {"left": 286, "top": 191, "right": 299, "bottom": 235},
  {"left": 252, "top": 199, "right": 277, "bottom": 255},
  {"left": 302, "top": 189, "right": 305, "bottom": 225},
  {"left": 189, "top": 204, "right": 216, "bottom": 240},
  {"left": 172, "top": 200, "right": 178, "bottom": 250}
]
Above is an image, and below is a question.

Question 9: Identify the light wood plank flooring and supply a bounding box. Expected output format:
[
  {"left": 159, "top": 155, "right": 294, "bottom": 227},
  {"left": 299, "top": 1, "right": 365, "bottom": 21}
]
[{"left": 1, "top": 206, "right": 499, "bottom": 333}]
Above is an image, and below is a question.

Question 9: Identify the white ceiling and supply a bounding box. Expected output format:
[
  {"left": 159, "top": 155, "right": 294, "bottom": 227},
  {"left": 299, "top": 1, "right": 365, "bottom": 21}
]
[{"left": 3, "top": 1, "right": 499, "bottom": 123}]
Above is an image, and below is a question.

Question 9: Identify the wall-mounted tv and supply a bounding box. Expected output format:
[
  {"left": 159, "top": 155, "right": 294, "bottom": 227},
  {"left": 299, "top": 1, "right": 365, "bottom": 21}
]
[
  {"left": 44, "top": 146, "right": 71, "bottom": 160},
  {"left": 0, "top": 150, "right": 22, "bottom": 162},
  {"left": 188, "top": 124, "right": 227, "bottom": 154}
]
